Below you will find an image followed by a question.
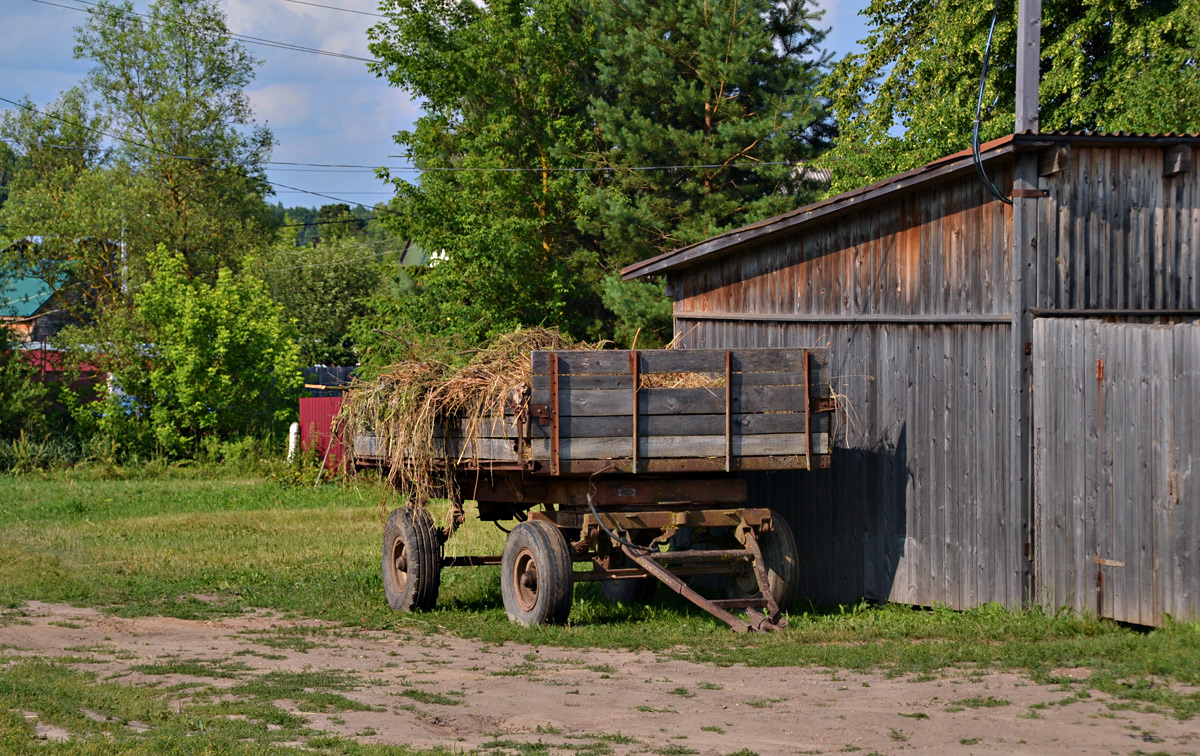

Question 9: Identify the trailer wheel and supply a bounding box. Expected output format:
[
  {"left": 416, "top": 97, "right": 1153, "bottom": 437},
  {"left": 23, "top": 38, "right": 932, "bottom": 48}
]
[
  {"left": 501, "top": 520, "right": 573, "bottom": 626},
  {"left": 728, "top": 510, "right": 800, "bottom": 612},
  {"left": 601, "top": 531, "right": 657, "bottom": 604},
  {"left": 382, "top": 505, "right": 441, "bottom": 612}
]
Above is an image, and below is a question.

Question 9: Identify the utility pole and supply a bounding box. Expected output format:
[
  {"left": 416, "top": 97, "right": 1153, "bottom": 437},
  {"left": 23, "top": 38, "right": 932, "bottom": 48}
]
[
  {"left": 1011, "top": 0, "right": 1042, "bottom": 607},
  {"left": 1015, "top": 0, "right": 1042, "bottom": 132}
]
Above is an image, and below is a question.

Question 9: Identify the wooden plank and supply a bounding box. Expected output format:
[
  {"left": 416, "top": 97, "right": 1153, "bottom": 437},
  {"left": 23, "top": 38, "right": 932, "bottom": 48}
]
[
  {"left": 549, "top": 454, "right": 828, "bottom": 475},
  {"left": 1032, "top": 318, "right": 1049, "bottom": 606},
  {"left": 1180, "top": 325, "right": 1200, "bottom": 619},
  {"left": 530, "top": 370, "right": 812, "bottom": 391},
  {"left": 1039, "top": 144, "right": 1072, "bottom": 176},
  {"left": 1165, "top": 144, "right": 1191, "bottom": 177},
  {"left": 1152, "top": 326, "right": 1172, "bottom": 625},
  {"left": 530, "top": 432, "right": 830, "bottom": 461},
  {"left": 531, "top": 348, "right": 828, "bottom": 376},
  {"left": 530, "top": 385, "right": 812, "bottom": 417},
  {"left": 354, "top": 434, "right": 519, "bottom": 462},
  {"left": 526, "top": 411, "right": 825, "bottom": 439}
]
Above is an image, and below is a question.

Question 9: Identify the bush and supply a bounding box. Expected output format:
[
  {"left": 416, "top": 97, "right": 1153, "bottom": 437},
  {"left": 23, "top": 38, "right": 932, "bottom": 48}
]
[
  {"left": 60, "top": 246, "right": 303, "bottom": 458},
  {"left": 0, "top": 333, "right": 56, "bottom": 440}
]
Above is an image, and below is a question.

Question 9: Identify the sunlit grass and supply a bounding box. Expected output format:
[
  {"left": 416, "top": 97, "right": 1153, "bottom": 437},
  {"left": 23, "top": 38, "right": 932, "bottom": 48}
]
[{"left": 2, "top": 471, "right": 1199, "bottom": 719}]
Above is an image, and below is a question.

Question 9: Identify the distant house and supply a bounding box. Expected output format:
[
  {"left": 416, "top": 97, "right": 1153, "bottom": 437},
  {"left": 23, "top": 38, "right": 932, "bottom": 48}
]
[
  {"left": 0, "top": 238, "right": 92, "bottom": 345},
  {"left": 0, "top": 269, "right": 65, "bottom": 344}
]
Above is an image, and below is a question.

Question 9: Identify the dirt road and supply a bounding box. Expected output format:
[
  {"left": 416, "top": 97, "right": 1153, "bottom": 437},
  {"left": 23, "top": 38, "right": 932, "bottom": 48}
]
[{"left": 2, "top": 601, "right": 1195, "bottom": 754}]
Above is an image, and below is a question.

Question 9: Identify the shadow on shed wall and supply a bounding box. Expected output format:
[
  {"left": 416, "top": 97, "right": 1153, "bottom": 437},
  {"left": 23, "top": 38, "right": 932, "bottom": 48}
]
[{"left": 745, "top": 425, "right": 909, "bottom": 608}]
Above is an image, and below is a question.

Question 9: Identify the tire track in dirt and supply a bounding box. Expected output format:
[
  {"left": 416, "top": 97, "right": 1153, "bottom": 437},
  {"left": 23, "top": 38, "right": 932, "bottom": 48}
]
[{"left": 2, "top": 601, "right": 1197, "bottom": 754}]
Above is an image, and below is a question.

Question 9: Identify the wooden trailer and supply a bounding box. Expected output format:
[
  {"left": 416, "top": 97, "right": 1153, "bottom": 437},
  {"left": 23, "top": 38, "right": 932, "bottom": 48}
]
[{"left": 358, "top": 346, "right": 836, "bottom": 632}]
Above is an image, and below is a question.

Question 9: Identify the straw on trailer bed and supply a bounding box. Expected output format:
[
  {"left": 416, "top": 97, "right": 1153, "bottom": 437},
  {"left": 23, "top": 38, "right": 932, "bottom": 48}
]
[{"left": 337, "top": 328, "right": 596, "bottom": 505}]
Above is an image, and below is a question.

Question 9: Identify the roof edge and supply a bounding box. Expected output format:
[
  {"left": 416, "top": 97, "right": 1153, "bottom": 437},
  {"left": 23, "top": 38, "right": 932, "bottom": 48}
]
[{"left": 622, "top": 132, "right": 1200, "bottom": 280}]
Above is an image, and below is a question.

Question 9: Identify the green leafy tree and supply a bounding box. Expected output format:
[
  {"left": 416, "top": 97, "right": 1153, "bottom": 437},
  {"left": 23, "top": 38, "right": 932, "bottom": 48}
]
[
  {"left": 366, "top": 0, "right": 603, "bottom": 352},
  {"left": 822, "top": 0, "right": 1200, "bottom": 193},
  {"left": 62, "top": 246, "right": 302, "bottom": 457},
  {"left": 366, "top": 0, "right": 832, "bottom": 353},
  {"left": 583, "top": 0, "right": 831, "bottom": 266},
  {"left": 0, "top": 89, "right": 131, "bottom": 318},
  {"left": 0, "top": 140, "right": 15, "bottom": 223},
  {"left": 1, "top": 0, "right": 274, "bottom": 309},
  {"left": 584, "top": 0, "right": 831, "bottom": 346},
  {"left": 254, "top": 233, "right": 385, "bottom": 366}
]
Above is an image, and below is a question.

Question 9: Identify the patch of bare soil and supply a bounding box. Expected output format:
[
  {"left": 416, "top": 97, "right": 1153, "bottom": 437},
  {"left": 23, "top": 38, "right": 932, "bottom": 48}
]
[{"left": 3, "top": 601, "right": 1198, "bottom": 755}]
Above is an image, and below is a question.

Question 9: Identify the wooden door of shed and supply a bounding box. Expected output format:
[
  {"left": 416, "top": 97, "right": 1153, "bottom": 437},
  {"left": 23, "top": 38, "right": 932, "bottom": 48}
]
[{"left": 1032, "top": 318, "right": 1200, "bottom": 626}]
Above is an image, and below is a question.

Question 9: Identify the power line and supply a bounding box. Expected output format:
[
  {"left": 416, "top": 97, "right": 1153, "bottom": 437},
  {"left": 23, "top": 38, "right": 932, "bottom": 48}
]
[
  {"left": 0, "top": 96, "right": 401, "bottom": 215},
  {"left": 381, "top": 160, "right": 801, "bottom": 172},
  {"left": 26, "top": 0, "right": 380, "bottom": 64},
  {"left": 280, "top": 0, "right": 385, "bottom": 17},
  {"left": 39, "top": 142, "right": 801, "bottom": 175},
  {"left": 278, "top": 215, "right": 377, "bottom": 227}
]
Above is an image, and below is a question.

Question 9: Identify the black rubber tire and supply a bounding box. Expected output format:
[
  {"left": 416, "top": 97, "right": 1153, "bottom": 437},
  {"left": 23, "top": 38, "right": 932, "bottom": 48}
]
[
  {"left": 600, "top": 531, "right": 657, "bottom": 604},
  {"left": 382, "top": 505, "right": 441, "bottom": 612},
  {"left": 727, "top": 510, "right": 800, "bottom": 612},
  {"left": 500, "top": 520, "right": 574, "bottom": 626},
  {"left": 601, "top": 576, "right": 657, "bottom": 604}
]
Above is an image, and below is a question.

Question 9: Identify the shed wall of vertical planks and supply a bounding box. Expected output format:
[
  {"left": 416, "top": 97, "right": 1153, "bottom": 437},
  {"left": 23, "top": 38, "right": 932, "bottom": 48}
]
[{"left": 663, "top": 139, "right": 1200, "bottom": 619}]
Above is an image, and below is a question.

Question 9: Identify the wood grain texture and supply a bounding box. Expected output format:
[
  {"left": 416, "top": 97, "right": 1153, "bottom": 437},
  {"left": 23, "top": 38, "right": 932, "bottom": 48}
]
[
  {"left": 1033, "top": 318, "right": 1200, "bottom": 626},
  {"left": 660, "top": 139, "right": 1200, "bottom": 622}
]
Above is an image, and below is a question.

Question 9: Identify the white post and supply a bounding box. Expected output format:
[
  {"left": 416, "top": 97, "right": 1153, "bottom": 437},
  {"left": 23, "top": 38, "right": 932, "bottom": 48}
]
[{"left": 287, "top": 422, "right": 300, "bottom": 462}]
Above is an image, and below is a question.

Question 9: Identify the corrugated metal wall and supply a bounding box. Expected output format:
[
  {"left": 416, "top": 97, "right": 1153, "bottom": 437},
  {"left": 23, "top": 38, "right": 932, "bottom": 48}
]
[{"left": 1033, "top": 318, "right": 1200, "bottom": 625}]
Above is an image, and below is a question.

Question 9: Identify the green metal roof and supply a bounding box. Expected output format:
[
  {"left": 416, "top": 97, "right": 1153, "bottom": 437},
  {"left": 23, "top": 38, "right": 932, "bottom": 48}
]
[{"left": 0, "top": 274, "right": 55, "bottom": 318}]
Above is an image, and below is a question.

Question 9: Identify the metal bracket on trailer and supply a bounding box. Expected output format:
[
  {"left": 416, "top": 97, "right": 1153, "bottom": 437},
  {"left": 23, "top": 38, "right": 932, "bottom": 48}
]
[{"left": 598, "top": 510, "right": 786, "bottom": 633}]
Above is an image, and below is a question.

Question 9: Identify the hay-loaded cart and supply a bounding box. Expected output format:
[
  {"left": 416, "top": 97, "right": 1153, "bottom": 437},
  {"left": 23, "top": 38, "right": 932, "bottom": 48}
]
[{"left": 356, "top": 347, "right": 834, "bottom": 633}]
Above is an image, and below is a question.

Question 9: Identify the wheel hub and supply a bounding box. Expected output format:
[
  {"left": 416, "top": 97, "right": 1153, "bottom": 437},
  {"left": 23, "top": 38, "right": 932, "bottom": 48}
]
[
  {"left": 512, "top": 549, "right": 539, "bottom": 612},
  {"left": 390, "top": 539, "right": 409, "bottom": 590}
]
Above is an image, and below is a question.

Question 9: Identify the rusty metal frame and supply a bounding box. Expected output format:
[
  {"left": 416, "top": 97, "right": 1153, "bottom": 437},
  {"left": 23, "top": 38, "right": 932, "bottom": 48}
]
[
  {"left": 802, "top": 349, "right": 812, "bottom": 465},
  {"left": 549, "top": 352, "right": 560, "bottom": 476},
  {"left": 629, "top": 350, "right": 640, "bottom": 474},
  {"left": 724, "top": 350, "right": 733, "bottom": 472}
]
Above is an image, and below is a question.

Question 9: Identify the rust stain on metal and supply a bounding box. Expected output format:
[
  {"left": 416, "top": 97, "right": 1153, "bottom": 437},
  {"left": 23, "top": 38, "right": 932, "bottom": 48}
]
[{"left": 549, "top": 352, "right": 560, "bottom": 476}]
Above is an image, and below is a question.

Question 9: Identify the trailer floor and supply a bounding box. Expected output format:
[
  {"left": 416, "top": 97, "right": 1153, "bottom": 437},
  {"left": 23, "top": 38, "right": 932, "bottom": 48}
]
[{"left": 3, "top": 601, "right": 1196, "bottom": 755}]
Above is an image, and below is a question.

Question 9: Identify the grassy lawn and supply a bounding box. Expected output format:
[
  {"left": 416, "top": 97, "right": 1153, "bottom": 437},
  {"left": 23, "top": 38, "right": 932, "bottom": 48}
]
[{"left": 1, "top": 469, "right": 1198, "bottom": 750}]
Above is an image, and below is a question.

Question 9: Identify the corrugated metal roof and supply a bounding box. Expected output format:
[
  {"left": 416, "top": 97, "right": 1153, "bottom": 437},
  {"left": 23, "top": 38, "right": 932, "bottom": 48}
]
[
  {"left": 623, "top": 132, "right": 1200, "bottom": 280},
  {"left": 0, "top": 274, "right": 55, "bottom": 318}
]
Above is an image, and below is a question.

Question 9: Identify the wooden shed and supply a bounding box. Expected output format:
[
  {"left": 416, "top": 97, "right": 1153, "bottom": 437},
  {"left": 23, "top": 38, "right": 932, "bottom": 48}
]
[{"left": 622, "top": 132, "right": 1200, "bottom": 625}]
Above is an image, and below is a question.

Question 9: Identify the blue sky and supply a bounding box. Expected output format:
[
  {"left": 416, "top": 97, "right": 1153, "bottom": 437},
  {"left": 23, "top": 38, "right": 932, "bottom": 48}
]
[{"left": 2, "top": 0, "right": 871, "bottom": 210}]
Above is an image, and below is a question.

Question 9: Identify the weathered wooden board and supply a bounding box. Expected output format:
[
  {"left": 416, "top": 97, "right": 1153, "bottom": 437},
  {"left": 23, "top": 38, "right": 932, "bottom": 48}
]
[
  {"left": 353, "top": 433, "right": 519, "bottom": 462},
  {"left": 530, "top": 385, "right": 810, "bottom": 416},
  {"left": 1034, "top": 318, "right": 1200, "bottom": 626},
  {"left": 531, "top": 432, "right": 830, "bottom": 460},
  {"left": 531, "top": 347, "right": 829, "bottom": 379},
  {"left": 530, "top": 371, "right": 812, "bottom": 391},
  {"left": 554, "top": 455, "right": 825, "bottom": 474},
  {"left": 526, "top": 411, "right": 826, "bottom": 439}
]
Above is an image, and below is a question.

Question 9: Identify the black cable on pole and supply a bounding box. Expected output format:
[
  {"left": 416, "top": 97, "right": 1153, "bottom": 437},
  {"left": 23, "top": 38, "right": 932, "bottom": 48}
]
[{"left": 973, "top": 0, "right": 1013, "bottom": 206}]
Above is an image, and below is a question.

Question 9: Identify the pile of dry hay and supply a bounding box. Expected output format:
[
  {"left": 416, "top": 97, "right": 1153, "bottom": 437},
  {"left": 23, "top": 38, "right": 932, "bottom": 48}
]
[{"left": 337, "top": 327, "right": 596, "bottom": 505}]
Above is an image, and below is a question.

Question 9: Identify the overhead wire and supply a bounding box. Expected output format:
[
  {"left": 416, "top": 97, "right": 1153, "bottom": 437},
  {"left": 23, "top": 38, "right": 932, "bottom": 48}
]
[
  {"left": 0, "top": 96, "right": 403, "bottom": 215},
  {"left": 25, "top": 0, "right": 380, "bottom": 63},
  {"left": 279, "top": 0, "right": 385, "bottom": 17}
]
